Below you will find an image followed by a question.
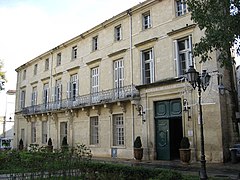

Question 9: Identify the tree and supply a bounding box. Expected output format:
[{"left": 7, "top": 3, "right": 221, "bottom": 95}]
[
  {"left": 0, "top": 60, "right": 5, "bottom": 80},
  {"left": 0, "top": 60, "right": 6, "bottom": 90},
  {"left": 187, "top": 0, "right": 240, "bottom": 140},
  {"left": 187, "top": 0, "right": 240, "bottom": 66}
]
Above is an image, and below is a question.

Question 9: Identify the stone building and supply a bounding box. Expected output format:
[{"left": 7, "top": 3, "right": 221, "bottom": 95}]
[{"left": 14, "top": 0, "right": 238, "bottom": 163}]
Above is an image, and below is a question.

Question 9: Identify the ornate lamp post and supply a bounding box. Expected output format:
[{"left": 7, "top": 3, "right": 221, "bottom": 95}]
[{"left": 186, "top": 66, "right": 210, "bottom": 180}]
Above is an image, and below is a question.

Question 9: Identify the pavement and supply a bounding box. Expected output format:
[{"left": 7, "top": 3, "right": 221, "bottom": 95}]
[{"left": 92, "top": 157, "right": 240, "bottom": 179}]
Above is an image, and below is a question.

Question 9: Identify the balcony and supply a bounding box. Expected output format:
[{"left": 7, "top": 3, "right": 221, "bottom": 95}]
[{"left": 22, "top": 85, "right": 140, "bottom": 116}]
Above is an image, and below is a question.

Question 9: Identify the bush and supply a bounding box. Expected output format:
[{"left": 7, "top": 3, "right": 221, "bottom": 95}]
[
  {"left": 180, "top": 137, "right": 190, "bottom": 149},
  {"left": 150, "top": 169, "right": 183, "bottom": 180},
  {"left": 134, "top": 136, "right": 142, "bottom": 148}
]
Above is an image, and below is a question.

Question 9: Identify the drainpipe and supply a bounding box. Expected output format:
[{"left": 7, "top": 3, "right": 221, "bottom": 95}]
[{"left": 127, "top": 9, "right": 135, "bottom": 149}]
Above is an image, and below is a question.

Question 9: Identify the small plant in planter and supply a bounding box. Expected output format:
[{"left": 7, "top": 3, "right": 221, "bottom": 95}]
[
  {"left": 134, "top": 136, "right": 143, "bottom": 161},
  {"left": 19, "top": 139, "right": 24, "bottom": 150},
  {"left": 179, "top": 137, "right": 191, "bottom": 164},
  {"left": 61, "top": 136, "right": 69, "bottom": 152},
  {"left": 47, "top": 138, "right": 53, "bottom": 152}
]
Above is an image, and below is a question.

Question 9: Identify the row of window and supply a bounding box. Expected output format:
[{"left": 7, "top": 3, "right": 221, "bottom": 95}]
[
  {"left": 30, "top": 114, "right": 124, "bottom": 146},
  {"left": 20, "top": 36, "right": 193, "bottom": 109},
  {"left": 21, "top": 0, "right": 187, "bottom": 80}
]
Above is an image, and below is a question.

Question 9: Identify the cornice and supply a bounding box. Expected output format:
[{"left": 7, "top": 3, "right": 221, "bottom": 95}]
[
  {"left": 167, "top": 24, "right": 197, "bottom": 36},
  {"left": 108, "top": 49, "right": 128, "bottom": 58},
  {"left": 134, "top": 37, "right": 158, "bottom": 47}
]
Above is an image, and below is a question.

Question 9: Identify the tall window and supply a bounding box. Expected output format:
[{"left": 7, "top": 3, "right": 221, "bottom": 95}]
[
  {"left": 22, "top": 69, "right": 26, "bottom": 80},
  {"left": 91, "top": 67, "right": 99, "bottom": 94},
  {"left": 31, "top": 122, "right": 36, "bottom": 143},
  {"left": 45, "top": 58, "right": 49, "bottom": 71},
  {"left": 57, "top": 53, "right": 61, "bottom": 66},
  {"left": 142, "top": 11, "right": 151, "bottom": 30},
  {"left": 113, "top": 114, "right": 124, "bottom": 146},
  {"left": 90, "top": 116, "right": 99, "bottom": 145},
  {"left": 72, "top": 46, "right": 77, "bottom": 60},
  {"left": 31, "top": 86, "right": 37, "bottom": 106},
  {"left": 176, "top": 0, "right": 187, "bottom": 16},
  {"left": 43, "top": 83, "right": 49, "bottom": 106},
  {"left": 114, "top": 25, "right": 122, "bottom": 41},
  {"left": 20, "top": 90, "right": 26, "bottom": 109},
  {"left": 92, "top": 36, "right": 98, "bottom": 51},
  {"left": 34, "top": 64, "right": 38, "bottom": 75},
  {"left": 68, "top": 74, "right": 78, "bottom": 101},
  {"left": 54, "top": 79, "right": 62, "bottom": 102},
  {"left": 60, "top": 122, "right": 67, "bottom": 144},
  {"left": 174, "top": 35, "right": 193, "bottom": 77},
  {"left": 114, "top": 59, "right": 124, "bottom": 89},
  {"left": 141, "top": 48, "right": 154, "bottom": 84},
  {"left": 42, "top": 121, "right": 47, "bottom": 144},
  {"left": 91, "top": 67, "right": 99, "bottom": 103}
]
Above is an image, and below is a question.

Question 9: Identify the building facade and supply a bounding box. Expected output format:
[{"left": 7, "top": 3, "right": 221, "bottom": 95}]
[{"left": 14, "top": 0, "right": 238, "bottom": 163}]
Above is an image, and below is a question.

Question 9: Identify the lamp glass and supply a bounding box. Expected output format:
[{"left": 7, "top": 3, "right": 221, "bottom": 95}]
[{"left": 186, "top": 66, "right": 198, "bottom": 88}]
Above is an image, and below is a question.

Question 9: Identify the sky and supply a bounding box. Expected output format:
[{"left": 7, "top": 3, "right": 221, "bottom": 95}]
[
  {"left": 0, "top": 0, "right": 239, "bottom": 91},
  {"left": 0, "top": 0, "right": 145, "bottom": 90}
]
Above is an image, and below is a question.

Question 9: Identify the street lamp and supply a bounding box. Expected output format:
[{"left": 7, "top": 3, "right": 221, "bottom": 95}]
[{"left": 186, "top": 65, "right": 210, "bottom": 180}]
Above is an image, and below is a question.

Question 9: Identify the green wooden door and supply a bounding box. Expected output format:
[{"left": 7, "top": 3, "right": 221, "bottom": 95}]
[
  {"left": 155, "top": 99, "right": 182, "bottom": 160},
  {"left": 156, "top": 119, "right": 170, "bottom": 160}
]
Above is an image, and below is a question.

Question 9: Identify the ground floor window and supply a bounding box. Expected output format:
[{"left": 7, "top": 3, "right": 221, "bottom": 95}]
[
  {"left": 42, "top": 121, "right": 48, "bottom": 144},
  {"left": 60, "top": 122, "right": 68, "bottom": 144},
  {"left": 90, "top": 116, "right": 99, "bottom": 145},
  {"left": 113, "top": 114, "right": 124, "bottom": 146},
  {"left": 31, "top": 122, "right": 36, "bottom": 143}
]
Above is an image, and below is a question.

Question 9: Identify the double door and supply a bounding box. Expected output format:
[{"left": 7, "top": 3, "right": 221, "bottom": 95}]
[{"left": 155, "top": 99, "right": 183, "bottom": 160}]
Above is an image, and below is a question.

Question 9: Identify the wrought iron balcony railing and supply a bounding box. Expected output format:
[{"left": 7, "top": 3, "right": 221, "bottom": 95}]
[{"left": 22, "top": 85, "right": 140, "bottom": 116}]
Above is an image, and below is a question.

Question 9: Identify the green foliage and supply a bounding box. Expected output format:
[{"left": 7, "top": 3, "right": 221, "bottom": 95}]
[
  {"left": 62, "top": 136, "right": 68, "bottom": 146},
  {"left": 150, "top": 169, "right": 183, "bottom": 180},
  {"left": 28, "top": 144, "right": 39, "bottom": 152},
  {"left": 187, "top": 0, "right": 240, "bottom": 67},
  {"left": 0, "top": 148, "right": 199, "bottom": 179},
  {"left": 0, "top": 60, "right": 5, "bottom": 80},
  {"left": 48, "top": 138, "right": 53, "bottom": 146},
  {"left": 134, "top": 136, "right": 142, "bottom": 148},
  {"left": 180, "top": 137, "right": 190, "bottom": 149},
  {"left": 73, "top": 144, "right": 92, "bottom": 159}
]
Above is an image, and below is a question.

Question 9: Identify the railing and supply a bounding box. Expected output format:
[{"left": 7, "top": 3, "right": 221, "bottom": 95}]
[{"left": 22, "top": 85, "right": 139, "bottom": 116}]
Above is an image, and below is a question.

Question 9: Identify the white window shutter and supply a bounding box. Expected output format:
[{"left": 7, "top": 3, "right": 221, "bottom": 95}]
[
  {"left": 76, "top": 79, "right": 79, "bottom": 97},
  {"left": 54, "top": 86, "right": 57, "bottom": 102},
  {"left": 188, "top": 35, "right": 193, "bottom": 67},
  {"left": 67, "top": 82, "right": 71, "bottom": 99},
  {"left": 60, "top": 84, "right": 62, "bottom": 101},
  {"left": 173, "top": 40, "right": 180, "bottom": 77},
  {"left": 35, "top": 92, "right": 37, "bottom": 105},
  {"left": 151, "top": 48, "right": 155, "bottom": 83},
  {"left": 140, "top": 51, "right": 144, "bottom": 84},
  {"left": 47, "top": 88, "right": 49, "bottom": 103}
]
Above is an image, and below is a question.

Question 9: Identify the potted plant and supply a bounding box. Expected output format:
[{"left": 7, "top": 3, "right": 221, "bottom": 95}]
[
  {"left": 61, "top": 136, "right": 68, "bottom": 152},
  {"left": 47, "top": 138, "right": 53, "bottom": 152},
  {"left": 134, "top": 136, "right": 143, "bottom": 161},
  {"left": 19, "top": 138, "right": 24, "bottom": 150},
  {"left": 179, "top": 137, "right": 191, "bottom": 164}
]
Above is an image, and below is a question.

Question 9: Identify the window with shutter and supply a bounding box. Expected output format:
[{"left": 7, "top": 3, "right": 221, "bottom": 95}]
[
  {"left": 141, "top": 48, "right": 154, "bottom": 84},
  {"left": 173, "top": 35, "right": 193, "bottom": 77}
]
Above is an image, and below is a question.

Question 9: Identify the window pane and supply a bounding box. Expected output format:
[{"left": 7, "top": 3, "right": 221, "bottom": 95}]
[
  {"left": 142, "top": 49, "right": 153, "bottom": 84},
  {"left": 90, "top": 117, "right": 99, "bottom": 145},
  {"left": 113, "top": 114, "right": 124, "bottom": 146}
]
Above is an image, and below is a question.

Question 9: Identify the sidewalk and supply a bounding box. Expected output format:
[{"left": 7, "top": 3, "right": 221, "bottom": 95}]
[{"left": 92, "top": 157, "right": 240, "bottom": 179}]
